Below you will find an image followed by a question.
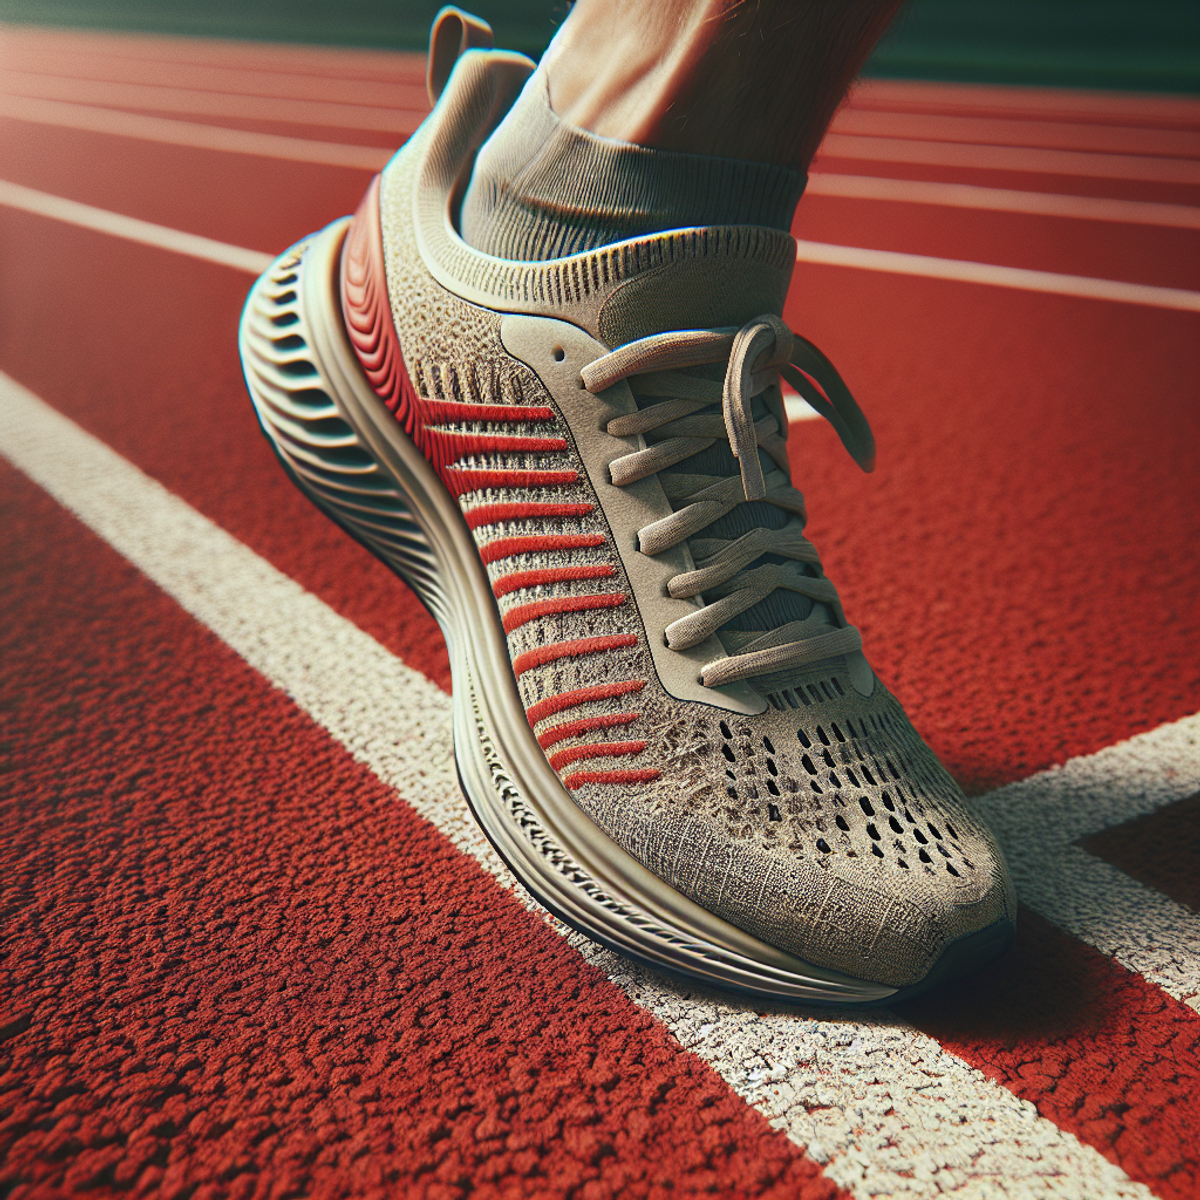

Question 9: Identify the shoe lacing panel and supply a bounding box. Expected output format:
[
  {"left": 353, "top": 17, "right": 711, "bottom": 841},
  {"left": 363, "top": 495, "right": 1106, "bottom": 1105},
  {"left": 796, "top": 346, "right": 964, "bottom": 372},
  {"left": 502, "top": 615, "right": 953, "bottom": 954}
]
[{"left": 581, "top": 315, "right": 876, "bottom": 690}]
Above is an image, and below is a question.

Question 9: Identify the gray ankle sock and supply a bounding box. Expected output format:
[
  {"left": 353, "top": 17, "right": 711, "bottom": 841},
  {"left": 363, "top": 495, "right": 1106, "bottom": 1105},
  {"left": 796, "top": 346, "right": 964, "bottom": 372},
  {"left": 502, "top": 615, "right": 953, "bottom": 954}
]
[{"left": 460, "top": 73, "right": 806, "bottom": 261}]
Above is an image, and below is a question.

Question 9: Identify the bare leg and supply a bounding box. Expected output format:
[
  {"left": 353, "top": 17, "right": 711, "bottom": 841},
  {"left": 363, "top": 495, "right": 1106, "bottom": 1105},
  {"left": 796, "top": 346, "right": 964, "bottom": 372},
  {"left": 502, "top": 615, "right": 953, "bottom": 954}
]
[
  {"left": 461, "top": 0, "right": 904, "bottom": 260},
  {"left": 542, "top": 0, "right": 905, "bottom": 169}
]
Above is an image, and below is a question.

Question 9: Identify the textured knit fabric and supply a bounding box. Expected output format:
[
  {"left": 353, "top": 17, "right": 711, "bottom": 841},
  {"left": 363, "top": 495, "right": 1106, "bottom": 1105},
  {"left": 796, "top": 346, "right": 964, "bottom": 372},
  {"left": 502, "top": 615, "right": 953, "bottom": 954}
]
[
  {"left": 369, "top": 99, "right": 1015, "bottom": 986},
  {"left": 460, "top": 73, "right": 807, "bottom": 262},
  {"left": 459, "top": 70, "right": 815, "bottom": 634}
]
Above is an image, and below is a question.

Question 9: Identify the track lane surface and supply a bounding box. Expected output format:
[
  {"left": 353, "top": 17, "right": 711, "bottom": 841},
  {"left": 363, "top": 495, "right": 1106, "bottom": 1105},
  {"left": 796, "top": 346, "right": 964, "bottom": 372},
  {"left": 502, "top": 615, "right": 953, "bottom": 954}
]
[
  {"left": 3, "top": 27, "right": 1199, "bottom": 1200},
  {"left": 4, "top": 379, "right": 1189, "bottom": 1200},
  {"left": 4, "top": 113, "right": 1196, "bottom": 290},
  {"left": 1, "top": 459, "right": 839, "bottom": 1200},
  {"left": 2, "top": 203, "right": 1197, "bottom": 1193}
]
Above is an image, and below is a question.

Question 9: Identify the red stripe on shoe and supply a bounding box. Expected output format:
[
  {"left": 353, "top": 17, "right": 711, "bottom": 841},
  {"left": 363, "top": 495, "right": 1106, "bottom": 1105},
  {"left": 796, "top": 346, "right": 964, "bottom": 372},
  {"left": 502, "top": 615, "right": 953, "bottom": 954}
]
[
  {"left": 503, "top": 594, "right": 627, "bottom": 634},
  {"left": 525, "top": 679, "right": 647, "bottom": 726},
  {"left": 341, "top": 186, "right": 569, "bottom": 476},
  {"left": 464, "top": 502, "right": 595, "bottom": 530},
  {"left": 564, "top": 769, "right": 663, "bottom": 788},
  {"left": 431, "top": 431, "right": 569, "bottom": 457},
  {"left": 443, "top": 469, "right": 578, "bottom": 499},
  {"left": 480, "top": 532, "right": 606, "bottom": 565},
  {"left": 512, "top": 635, "right": 638, "bottom": 678},
  {"left": 538, "top": 712, "right": 641, "bottom": 749},
  {"left": 418, "top": 399, "right": 555, "bottom": 425},
  {"left": 492, "top": 565, "right": 615, "bottom": 598},
  {"left": 341, "top": 176, "right": 408, "bottom": 414},
  {"left": 549, "top": 741, "right": 648, "bottom": 772}
]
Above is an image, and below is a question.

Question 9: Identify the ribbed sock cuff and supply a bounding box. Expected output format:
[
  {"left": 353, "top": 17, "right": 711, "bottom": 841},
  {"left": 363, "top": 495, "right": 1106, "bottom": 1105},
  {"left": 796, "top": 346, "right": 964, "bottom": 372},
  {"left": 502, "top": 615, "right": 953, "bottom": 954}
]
[{"left": 460, "top": 72, "right": 806, "bottom": 261}]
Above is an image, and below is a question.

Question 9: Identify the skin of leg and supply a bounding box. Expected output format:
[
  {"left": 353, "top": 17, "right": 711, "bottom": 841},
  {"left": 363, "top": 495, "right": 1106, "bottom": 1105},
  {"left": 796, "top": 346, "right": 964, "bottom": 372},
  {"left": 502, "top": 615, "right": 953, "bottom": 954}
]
[{"left": 541, "top": 0, "right": 905, "bottom": 170}]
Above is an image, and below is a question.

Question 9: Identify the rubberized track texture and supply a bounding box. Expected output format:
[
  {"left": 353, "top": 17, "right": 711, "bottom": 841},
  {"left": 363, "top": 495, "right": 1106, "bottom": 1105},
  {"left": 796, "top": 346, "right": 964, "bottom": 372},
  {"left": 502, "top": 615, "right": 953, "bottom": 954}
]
[{"left": 1, "top": 25, "right": 1198, "bottom": 1200}]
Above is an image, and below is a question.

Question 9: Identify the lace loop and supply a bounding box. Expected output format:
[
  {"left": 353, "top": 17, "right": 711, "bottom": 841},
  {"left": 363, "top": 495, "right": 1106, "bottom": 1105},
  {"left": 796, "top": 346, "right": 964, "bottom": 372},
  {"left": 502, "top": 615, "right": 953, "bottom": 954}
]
[
  {"left": 581, "top": 314, "right": 872, "bottom": 689},
  {"left": 722, "top": 315, "right": 792, "bottom": 501}
]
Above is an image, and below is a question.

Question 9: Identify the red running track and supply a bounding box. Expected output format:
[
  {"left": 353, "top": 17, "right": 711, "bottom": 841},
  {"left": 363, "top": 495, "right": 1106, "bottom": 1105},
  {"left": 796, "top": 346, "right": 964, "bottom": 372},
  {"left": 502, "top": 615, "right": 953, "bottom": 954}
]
[{"left": 1, "top": 25, "right": 1198, "bottom": 1200}]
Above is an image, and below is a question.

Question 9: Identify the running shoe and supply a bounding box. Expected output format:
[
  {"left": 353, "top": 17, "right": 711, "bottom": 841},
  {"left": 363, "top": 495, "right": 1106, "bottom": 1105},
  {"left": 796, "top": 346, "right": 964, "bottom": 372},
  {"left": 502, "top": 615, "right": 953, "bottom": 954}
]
[{"left": 239, "top": 9, "right": 1015, "bottom": 1003}]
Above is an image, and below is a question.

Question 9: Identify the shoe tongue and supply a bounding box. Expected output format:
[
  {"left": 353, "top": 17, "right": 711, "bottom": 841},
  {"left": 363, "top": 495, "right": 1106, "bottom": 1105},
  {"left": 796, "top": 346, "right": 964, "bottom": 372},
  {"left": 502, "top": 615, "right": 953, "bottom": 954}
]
[
  {"left": 589, "top": 226, "right": 833, "bottom": 654},
  {"left": 594, "top": 227, "right": 797, "bottom": 348}
]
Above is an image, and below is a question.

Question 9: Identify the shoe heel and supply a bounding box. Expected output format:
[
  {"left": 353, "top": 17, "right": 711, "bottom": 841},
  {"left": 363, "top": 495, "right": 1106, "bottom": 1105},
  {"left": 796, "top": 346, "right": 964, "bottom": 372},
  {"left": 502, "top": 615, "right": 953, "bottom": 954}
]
[{"left": 239, "top": 222, "right": 446, "bottom": 623}]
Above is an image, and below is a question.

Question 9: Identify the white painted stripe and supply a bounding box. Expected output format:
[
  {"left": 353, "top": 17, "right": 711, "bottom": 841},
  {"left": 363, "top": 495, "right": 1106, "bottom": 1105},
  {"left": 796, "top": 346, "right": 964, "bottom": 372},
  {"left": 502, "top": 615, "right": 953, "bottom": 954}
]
[
  {"left": 782, "top": 382, "right": 820, "bottom": 423},
  {"left": 0, "top": 373, "right": 1157, "bottom": 1200},
  {"left": 0, "top": 70, "right": 426, "bottom": 135},
  {"left": 806, "top": 172, "right": 1200, "bottom": 230},
  {"left": 0, "top": 93, "right": 391, "bottom": 171},
  {"left": 0, "top": 180, "right": 274, "bottom": 275},
  {"left": 827, "top": 107, "right": 1200, "bottom": 160},
  {"left": 795, "top": 239, "right": 1200, "bottom": 312},
  {"left": 973, "top": 714, "right": 1200, "bottom": 1008},
  {"left": 6, "top": 178, "right": 1194, "bottom": 324},
  {"left": 818, "top": 132, "right": 1200, "bottom": 186}
]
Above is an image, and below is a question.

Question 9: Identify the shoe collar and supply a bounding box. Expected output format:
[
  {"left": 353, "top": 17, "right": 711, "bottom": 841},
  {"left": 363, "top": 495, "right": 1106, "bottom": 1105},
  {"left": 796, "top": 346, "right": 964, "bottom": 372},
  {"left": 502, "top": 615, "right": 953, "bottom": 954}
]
[{"left": 409, "top": 48, "right": 798, "bottom": 350}]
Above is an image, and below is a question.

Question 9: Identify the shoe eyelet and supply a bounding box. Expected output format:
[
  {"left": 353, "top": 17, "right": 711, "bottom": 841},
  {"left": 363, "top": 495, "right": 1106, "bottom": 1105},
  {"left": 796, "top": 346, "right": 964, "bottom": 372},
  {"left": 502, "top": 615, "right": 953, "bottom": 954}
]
[{"left": 551, "top": 345, "right": 566, "bottom": 362}]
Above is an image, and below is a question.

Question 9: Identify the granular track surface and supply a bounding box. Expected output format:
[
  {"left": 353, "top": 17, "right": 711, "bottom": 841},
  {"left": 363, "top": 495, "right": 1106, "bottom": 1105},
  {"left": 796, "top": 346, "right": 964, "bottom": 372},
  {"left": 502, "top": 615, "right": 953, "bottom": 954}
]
[{"left": 1, "top": 26, "right": 1198, "bottom": 1200}]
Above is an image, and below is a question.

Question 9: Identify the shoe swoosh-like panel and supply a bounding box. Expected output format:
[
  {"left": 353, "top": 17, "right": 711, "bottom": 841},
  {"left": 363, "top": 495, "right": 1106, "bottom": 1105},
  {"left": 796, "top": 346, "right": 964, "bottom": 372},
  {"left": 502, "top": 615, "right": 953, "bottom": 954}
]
[{"left": 499, "top": 312, "right": 765, "bottom": 714}]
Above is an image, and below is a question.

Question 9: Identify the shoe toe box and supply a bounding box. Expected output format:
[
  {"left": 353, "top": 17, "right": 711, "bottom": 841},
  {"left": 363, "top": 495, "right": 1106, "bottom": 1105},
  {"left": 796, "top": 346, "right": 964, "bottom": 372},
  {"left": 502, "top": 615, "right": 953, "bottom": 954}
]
[{"left": 572, "top": 683, "right": 1015, "bottom": 990}]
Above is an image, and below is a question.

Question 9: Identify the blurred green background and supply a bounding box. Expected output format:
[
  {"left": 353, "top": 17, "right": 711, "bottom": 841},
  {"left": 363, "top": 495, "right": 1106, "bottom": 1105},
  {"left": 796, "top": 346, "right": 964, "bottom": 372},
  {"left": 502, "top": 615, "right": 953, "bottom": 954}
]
[{"left": 0, "top": 0, "right": 1196, "bottom": 93}]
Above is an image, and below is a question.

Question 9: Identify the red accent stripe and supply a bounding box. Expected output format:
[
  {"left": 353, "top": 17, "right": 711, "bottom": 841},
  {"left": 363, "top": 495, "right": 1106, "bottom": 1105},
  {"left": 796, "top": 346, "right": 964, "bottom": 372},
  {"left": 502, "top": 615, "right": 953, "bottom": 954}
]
[
  {"left": 493, "top": 565, "right": 615, "bottom": 598},
  {"left": 549, "top": 741, "right": 648, "bottom": 772},
  {"left": 525, "top": 680, "right": 647, "bottom": 726},
  {"left": 512, "top": 635, "right": 637, "bottom": 678},
  {"left": 443, "top": 469, "right": 578, "bottom": 500},
  {"left": 340, "top": 175, "right": 412, "bottom": 419},
  {"left": 564, "top": 769, "right": 662, "bottom": 788},
  {"left": 538, "top": 713, "right": 641, "bottom": 750},
  {"left": 480, "top": 533, "right": 606, "bottom": 565},
  {"left": 431, "top": 431, "right": 568, "bottom": 456},
  {"left": 418, "top": 399, "right": 555, "bottom": 425},
  {"left": 464, "top": 502, "right": 595, "bottom": 531},
  {"left": 503, "top": 594, "right": 626, "bottom": 634}
]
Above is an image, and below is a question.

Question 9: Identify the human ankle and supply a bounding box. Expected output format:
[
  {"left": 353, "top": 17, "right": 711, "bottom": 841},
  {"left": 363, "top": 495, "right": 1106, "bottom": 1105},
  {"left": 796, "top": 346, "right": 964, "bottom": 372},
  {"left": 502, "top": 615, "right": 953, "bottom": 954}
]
[{"left": 458, "top": 70, "right": 805, "bottom": 262}]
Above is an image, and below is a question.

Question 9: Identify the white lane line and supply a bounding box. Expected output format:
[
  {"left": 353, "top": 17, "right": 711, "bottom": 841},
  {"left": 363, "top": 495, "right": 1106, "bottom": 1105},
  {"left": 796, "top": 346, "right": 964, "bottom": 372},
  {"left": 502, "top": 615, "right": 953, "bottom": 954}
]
[
  {"left": 0, "top": 41, "right": 427, "bottom": 109},
  {"left": 973, "top": 714, "right": 1200, "bottom": 1008},
  {"left": 0, "top": 71, "right": 426, "bottom": 135},
  {"left": 8, "top": 182, "right": 1195, "bottom": 320},
  {"left": 795, "top": 239, "right": 1200, "bottom": 312},
  {"left": 0, "top": 93, "right": 391, "bottom": 171},
  {"left": 806, "top": 172, "right": 1200, "bottom": 230},
  {"left": 0, "top": 374, "right": 1158, "bottom": 1200},
  {"left": 0, "top": 180, "right": 274, "bottom": 275},
  {"left": 828, "top": 108, "right": 1200, "bottom": 160},
  {"left": 818, "top": 132, "right": 1200, "bottom": 186},
  {"left": 782, "top": 382, "right": 820, "bottom": 423}
]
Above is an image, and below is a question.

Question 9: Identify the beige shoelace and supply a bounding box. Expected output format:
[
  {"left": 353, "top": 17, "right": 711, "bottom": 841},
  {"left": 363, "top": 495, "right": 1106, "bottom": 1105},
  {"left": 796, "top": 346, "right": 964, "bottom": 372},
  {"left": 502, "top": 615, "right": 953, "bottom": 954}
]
[{"left": 580, "top": 314, "right": 875, "bottom": 689}]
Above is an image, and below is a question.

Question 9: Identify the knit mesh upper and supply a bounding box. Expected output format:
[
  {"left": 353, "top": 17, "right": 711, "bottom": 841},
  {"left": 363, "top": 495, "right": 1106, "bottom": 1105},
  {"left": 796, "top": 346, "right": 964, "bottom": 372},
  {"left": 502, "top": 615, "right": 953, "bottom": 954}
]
[{"left": 354, "top": 52, "right": 1015, "bottom": 987}]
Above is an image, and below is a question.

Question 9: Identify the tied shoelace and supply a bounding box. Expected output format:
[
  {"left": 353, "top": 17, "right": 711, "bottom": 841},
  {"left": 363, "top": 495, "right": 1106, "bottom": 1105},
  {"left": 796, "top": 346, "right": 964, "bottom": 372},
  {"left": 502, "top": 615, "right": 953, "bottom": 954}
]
[{"left": 579, "top": 314, "right": 876, "bottom": 689}]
